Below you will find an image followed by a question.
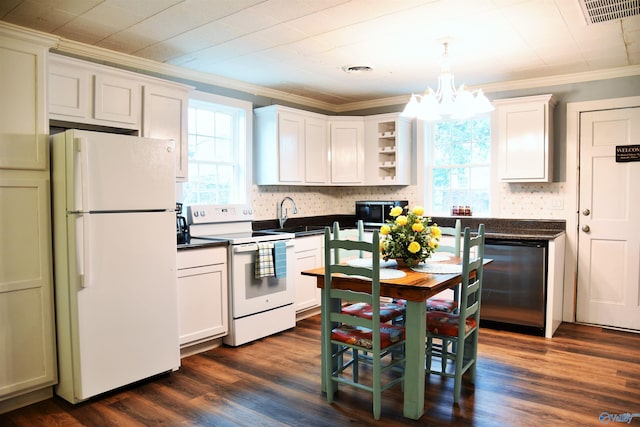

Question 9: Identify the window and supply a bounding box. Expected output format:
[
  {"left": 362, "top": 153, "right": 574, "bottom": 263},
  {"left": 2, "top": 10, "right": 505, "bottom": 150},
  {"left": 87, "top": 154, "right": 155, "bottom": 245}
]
[
  {"left": 426, "top": 116, "right": 491, "bottom": 216},
  {"left": 182, "top": 92, "right": 252, "bottom": 205}
]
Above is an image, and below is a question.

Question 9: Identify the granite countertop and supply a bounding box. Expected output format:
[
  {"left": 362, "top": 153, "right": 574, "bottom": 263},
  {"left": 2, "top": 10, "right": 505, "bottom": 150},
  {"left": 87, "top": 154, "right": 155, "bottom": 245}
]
[
  {"left": 252, "top": 215, "right": 566, "bottom": 241},
  {"left": 177, "top": 238, "right": 228, "bottom": 250}
]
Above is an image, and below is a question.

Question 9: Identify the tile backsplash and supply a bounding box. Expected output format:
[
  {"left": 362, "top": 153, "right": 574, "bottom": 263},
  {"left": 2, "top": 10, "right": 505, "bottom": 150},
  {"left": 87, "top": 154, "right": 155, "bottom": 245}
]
[
  {"left": 252, "top": 185, "right": 418, "bottom": 221},
  {"left": 252, "top": 182, "right": 568, "bottom": 221},
  {"left": 497, "top": 182, "right": 567, "bottom": 219}
]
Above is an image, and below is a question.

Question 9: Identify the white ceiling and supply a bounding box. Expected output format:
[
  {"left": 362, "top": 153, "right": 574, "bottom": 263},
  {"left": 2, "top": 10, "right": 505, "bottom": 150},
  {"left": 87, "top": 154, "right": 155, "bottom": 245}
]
[{"left": 2, "top": 0, "right": 640, "bottom": 108}]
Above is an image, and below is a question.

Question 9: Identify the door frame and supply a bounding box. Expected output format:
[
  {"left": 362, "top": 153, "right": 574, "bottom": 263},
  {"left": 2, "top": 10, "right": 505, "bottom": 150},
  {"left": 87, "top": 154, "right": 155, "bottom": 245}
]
[{"left": 564, "top": 96, "right": 640, "bottom": 322}]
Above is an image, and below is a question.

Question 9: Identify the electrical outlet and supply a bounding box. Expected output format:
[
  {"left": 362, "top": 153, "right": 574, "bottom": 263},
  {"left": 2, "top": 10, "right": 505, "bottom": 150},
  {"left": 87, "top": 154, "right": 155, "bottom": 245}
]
[{"left": 551, "top": 197, "right": 563, "bottom": 210}]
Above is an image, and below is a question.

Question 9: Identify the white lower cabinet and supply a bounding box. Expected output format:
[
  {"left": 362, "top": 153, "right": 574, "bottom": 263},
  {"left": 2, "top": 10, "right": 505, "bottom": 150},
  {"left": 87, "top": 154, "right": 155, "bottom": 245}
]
[
  {"left": 293, "top": 235, "right": 324, "bottom": 315},
  {"left": 177, "top": 247, "right": 228, "bottom": 350},
  {"left": 0, "top": 173, "right": 57, "bottom": 413}
]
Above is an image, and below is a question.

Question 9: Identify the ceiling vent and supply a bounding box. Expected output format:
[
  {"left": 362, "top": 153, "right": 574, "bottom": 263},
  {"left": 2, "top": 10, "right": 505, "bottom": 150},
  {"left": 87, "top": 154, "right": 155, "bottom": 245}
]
[{"left": 579, "top": 0, "right": 640, "bottom": 24}]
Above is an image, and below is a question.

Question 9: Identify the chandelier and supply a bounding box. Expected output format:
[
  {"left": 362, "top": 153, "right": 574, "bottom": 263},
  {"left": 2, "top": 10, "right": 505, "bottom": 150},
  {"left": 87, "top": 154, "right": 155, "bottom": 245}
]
[{"left": 401, "top": 42, "right": 494, "bottom": 121}]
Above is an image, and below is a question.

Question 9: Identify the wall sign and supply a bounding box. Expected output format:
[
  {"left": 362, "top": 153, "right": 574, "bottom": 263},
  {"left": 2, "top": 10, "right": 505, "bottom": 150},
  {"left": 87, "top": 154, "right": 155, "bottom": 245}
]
[{"left": 616, "top": 144, "right": 640, "bottom": 163}]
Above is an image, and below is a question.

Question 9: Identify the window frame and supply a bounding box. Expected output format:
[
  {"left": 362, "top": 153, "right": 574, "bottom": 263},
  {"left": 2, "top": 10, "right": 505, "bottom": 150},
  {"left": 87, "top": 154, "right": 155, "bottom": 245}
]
[
  {"left": 424, "top": 114, "right": 495, "bottom": 217},
  {"left": 181, "top": 91, "right": 253, "bottom": 206}
]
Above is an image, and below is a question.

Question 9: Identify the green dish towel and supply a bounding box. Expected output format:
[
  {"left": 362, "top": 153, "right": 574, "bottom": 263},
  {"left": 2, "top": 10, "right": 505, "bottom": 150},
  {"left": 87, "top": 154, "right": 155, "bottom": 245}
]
[{"left": 273, "top": 241, "right": 287, "bottom": 278}]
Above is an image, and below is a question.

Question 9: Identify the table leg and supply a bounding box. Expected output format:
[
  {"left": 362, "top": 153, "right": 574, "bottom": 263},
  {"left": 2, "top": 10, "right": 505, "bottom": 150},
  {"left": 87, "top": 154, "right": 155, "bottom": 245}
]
[{"left": 403, "top": 300, "right": 426, "bottom": 419}]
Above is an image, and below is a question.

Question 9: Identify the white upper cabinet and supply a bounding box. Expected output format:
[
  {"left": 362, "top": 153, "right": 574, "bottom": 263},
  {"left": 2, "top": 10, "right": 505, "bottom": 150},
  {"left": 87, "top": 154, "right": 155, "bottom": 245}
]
[
  {"left": 329, "top": 118, "right": 365, "bottom": 184},
  {"left": 255, "top": 105, "right": 416, "bottom": 186},
  {"left": 93, "top": 73, "right": 140, "bottom": 128},
  {"left": 277, "top": 109, "right": 306, "bottom": 183},
  {"left": 304, "top": 116, "right": 329, "bottom": 184},
  {"left": 49, "top": 54, "right": 140, "bottom": 129},
  {"left": 0, "top": 34, "right": 49, "bottom": 170},
  {"left": 495, "top": 94, "right": 556, "bottom": 183},
  {"left": 364, "top": 113, "right": 413, "bottom": 185},
  {"left": 254, "top": 105, "right": 329, "bottom": 185},
  {"left": 142, "top": 83, "right": 190, "bottom": 181},
  {"left": 48, "top": 53, "right": 191, "bottom": 181}
]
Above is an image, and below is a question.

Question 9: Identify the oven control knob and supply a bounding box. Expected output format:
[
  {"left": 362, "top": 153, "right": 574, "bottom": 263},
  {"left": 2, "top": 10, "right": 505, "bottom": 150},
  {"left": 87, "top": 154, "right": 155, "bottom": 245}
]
[
  {"left": 200, "top": 210, "right": 206, "bottom": 217},
  {"left": 193, "top": 211, "right": 199, "bottom": 217}
]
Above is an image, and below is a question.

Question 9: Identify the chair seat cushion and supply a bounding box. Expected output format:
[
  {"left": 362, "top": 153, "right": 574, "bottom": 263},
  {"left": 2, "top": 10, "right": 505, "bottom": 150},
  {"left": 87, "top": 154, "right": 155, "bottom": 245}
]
[
  {"left": 392, "top": 298, "right": 457, "bottom": 313},
  {"left": 331, "top": 324, "right": 405, "bottom": 349},
  {"left": 426, "top": 311, "right": 477, "bottom": 337},
  {"left": 342, "top": 302, "right": 405, "bottom": 323},
  {"left": 427, "top": 298, "right": 457, "bottom": 313}
]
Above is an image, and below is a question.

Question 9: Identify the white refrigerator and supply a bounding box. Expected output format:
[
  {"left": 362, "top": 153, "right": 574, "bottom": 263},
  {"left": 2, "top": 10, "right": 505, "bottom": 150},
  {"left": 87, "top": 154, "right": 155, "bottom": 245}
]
[{"left": 51, "top": 129, "right": 180, "bottom": 403}]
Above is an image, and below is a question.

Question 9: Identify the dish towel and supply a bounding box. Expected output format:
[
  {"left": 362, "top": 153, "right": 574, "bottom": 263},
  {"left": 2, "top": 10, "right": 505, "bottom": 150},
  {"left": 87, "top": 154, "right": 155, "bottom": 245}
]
[
  {"left": 273, "top": 241, "right": 287, "bottom": 278},
  {"left": 255, "top": 242, "right": 275, "bottom": 279}
]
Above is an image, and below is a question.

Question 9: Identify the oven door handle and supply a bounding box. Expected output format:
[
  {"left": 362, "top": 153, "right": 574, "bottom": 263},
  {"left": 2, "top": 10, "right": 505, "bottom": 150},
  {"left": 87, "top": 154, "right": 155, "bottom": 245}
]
[{"left": 232, "top": 240, "right": 294, "bottom": 253}]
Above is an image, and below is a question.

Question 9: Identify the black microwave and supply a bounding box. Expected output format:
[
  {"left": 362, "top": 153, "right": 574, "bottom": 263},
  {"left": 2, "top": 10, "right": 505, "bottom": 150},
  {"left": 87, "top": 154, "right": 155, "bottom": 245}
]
[{"left": 355, "top": 200, "right": 408, "bottom": 228}]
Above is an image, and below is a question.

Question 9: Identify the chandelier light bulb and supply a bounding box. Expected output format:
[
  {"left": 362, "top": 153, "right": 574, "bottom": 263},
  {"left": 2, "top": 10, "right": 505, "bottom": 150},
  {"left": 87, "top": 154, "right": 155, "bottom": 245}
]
[{"left": 401, "top": 42, "right": 494, "bottom": 121}]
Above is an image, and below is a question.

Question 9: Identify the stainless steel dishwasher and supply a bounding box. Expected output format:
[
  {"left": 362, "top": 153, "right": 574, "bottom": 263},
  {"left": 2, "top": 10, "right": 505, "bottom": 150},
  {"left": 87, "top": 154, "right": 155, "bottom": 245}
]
[{"left": 481, "top": 238, "right": 548, "bottom": 335}]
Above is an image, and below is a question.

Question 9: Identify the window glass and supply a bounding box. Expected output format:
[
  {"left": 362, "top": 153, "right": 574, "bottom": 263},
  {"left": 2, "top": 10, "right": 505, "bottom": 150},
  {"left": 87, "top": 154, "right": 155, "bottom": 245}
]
[
  {"left": 427, "top": 116, "right": 491, "bottom": 216},
  {"left": 182, "top": 92, "right": 251, "bottom": 205}
]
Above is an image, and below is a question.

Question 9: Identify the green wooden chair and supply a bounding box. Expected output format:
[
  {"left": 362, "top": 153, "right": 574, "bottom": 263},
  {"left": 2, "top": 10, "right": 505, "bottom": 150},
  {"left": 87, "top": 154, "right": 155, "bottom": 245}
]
[
  {"left": 427, "top": 218, "right": 462, "bottom": 313},
  {"left": 321, "top": 228, "right": 405, "bottom": 420},
  {"left": 425, "top": 224, "right": 485, "bottom": 404},
  {"left": 334, "top": 220, "right": 406, "bottom": 324},
  {"left": 437, "top": 219, "right": 462, "bottom": 257},
  {"left": 332, "top": 220, "right": 365, "bottom": 263}
]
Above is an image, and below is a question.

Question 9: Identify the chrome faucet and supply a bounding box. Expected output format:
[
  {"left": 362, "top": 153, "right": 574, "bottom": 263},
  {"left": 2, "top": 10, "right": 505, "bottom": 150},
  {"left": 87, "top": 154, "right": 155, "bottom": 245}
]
[{"left": 278, "top": 196, "right": 298, "bottom": 228}]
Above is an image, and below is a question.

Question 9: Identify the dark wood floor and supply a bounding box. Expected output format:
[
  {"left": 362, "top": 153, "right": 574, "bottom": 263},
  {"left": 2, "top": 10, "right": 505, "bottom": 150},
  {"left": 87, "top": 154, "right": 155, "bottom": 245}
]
[{"left": 2, "top": 316, "right": 640, "bottom": 426}]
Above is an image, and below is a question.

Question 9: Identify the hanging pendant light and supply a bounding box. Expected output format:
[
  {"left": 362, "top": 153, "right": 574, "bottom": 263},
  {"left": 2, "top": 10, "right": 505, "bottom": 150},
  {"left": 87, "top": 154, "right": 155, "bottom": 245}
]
[{"left": 402, "top": 43, "right": 494, "bottom": 121}]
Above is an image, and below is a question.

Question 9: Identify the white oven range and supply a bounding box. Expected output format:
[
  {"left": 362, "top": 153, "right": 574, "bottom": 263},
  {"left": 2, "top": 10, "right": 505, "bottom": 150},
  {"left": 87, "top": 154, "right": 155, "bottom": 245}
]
[{"left": 187, "top": 204, "right": 296, "bottom": 346}]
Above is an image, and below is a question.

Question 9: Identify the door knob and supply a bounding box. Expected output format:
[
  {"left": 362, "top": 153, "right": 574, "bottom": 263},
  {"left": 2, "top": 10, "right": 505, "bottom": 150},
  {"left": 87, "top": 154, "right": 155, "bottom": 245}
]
[
  {"left": 582, "top": 208, "right": 590, "bottom": 216},
  {"left": 582, "top": 225, "right": 590, "bottom": 232}
]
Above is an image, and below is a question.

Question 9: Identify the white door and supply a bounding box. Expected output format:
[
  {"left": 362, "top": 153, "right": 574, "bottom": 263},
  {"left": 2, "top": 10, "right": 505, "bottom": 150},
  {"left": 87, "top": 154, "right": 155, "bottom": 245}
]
[
  {"left": 59, "top": 130, "right": 175, "bottom": 212},
  {"left": 576, "top": 107, "right": 640, "bottom": 330}
]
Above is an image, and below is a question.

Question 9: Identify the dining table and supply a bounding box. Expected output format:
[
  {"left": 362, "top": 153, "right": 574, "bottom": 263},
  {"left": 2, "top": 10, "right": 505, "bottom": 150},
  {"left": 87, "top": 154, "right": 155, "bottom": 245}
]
[{"left": 301, "top": 255, "right": 489, "bottom": 420}]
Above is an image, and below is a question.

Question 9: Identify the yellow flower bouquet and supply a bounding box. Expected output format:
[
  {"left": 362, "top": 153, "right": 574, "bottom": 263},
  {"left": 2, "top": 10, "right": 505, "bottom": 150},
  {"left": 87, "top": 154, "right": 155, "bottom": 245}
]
[{"left": 379, "top": 205, "right": 441, "bottom": 267}]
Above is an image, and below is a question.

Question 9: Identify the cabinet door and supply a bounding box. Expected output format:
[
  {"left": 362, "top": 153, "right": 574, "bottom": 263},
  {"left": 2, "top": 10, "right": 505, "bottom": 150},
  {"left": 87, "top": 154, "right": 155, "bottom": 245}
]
[
  {"left": 0, "top": 38, "right": 48, "bottom": 170},
  {"left": 278, "top": 111, "right": 305, "bottom": 183},
  {"left": 304, "top": 117, "right": 328, "bottom": 184},
  {"left": 49, "top": 59, "right": 90, "bottom": 121},
  {"left": 142, "top": 84, "right": 189, "bottom": 181},
  {"left": 294, "top": 235, "right": 324, "bottom": 313},
  {"left": 93, "top": 73, "right": 140, "bottom": 128},
  {"left": 330, "top": 120, "right": 364, "bottom": 184},
  {"left": 0, "top": 174, "right": 56, "bottom": 400},
  {"left": 496, "top": 94, "right": 555, "bottom": 182},
  {"left": 177, "top": 248, "right": 228, "bottom": 346}
]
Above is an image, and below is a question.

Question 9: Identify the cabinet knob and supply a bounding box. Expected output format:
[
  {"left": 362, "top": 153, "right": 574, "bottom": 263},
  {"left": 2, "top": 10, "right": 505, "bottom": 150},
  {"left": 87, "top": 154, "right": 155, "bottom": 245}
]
[
  {"left": 582, "top": 225, "right": 590, "bottom": 232},
  {"left": 582, "top": 208, "right": 591, "bottom": 216}
]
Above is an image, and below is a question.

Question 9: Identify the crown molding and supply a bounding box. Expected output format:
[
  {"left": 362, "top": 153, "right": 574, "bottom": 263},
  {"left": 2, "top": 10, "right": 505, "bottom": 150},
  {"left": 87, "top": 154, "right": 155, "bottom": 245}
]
[
  {"left": 0, "top": 21, "right": 58, "bottom": 47},
  {"left": 55, "top": 38, "right": 338, "bottom": 112}
]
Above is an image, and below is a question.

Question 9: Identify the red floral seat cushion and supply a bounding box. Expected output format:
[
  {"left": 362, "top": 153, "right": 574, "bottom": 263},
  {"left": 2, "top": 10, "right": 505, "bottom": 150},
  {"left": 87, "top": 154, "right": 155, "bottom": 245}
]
[
  {"left": 426, "top": 311, "right": 477, "bottom": 337},
  {"left": 426, "top": 298, "right": 457, "bottom": 313},
  {"left": 389, "top": 298, "right": 457, "bottom": 313},
  {"left": 342, "top": 302, "right": 405, "bottom": 323},
  {"left": 331, "top": 324, "right": 405, "bottom": 350}
]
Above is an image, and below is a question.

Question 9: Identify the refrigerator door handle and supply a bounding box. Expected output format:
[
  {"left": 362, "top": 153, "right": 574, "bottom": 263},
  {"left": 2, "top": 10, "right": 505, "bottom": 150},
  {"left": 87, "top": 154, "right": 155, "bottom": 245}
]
[
  {"left": 75, "top": 213, "right": 92, "bottom": 288},
  {"left": 74, "top": 136, "right": 90, "bottom": 213}
]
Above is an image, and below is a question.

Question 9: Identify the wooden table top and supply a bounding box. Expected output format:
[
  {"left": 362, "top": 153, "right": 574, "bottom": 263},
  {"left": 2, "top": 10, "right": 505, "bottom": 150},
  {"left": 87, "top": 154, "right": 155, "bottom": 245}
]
[{"left": 301, "top": 260, "right": 468, "bottom": 303}]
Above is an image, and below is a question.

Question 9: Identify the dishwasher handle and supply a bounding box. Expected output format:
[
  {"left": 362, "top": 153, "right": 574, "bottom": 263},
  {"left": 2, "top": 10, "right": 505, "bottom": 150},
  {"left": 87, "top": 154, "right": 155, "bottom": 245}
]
[{"left": 484, "top": 238, "right": 548, "bottom": 248}]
